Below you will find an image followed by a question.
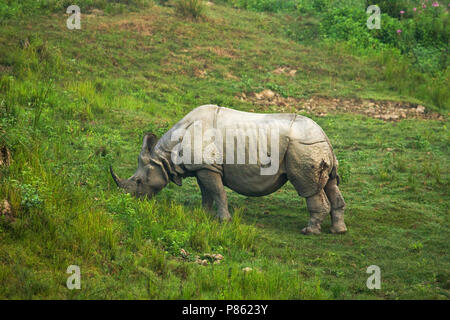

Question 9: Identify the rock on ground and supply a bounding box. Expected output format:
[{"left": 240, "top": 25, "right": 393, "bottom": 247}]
[{"left": 0, "top": 200, "right": 14, "bottom": 222}]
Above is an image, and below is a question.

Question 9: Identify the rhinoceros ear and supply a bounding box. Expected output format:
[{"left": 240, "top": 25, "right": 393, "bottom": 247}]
[{"left": 142, "top": 133, "right": 158, "bottom": 153}]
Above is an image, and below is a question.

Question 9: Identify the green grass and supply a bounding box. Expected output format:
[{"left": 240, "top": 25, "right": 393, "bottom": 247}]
[{"left": 0, "top": 3, "right": 449, "bottom": 299}]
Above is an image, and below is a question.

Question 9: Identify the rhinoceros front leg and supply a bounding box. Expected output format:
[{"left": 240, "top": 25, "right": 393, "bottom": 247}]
[
  {"left": 196, "top": 170, "right": 232, "bottom": 221},
  {"left": 196, "top": 176, "right": 213, "bottom": 212},
  {"left": 302, "top": 189, "right": 330, "bottom": 235}
]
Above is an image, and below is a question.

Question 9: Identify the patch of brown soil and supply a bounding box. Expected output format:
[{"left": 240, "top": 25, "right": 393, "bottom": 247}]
[
  {"left": 92, "top": 14, "right": 157, "bottom": 36},
  {"left": 224, "top": 72, "right": 239, "bottom": 80},
  {"left": 208, "top": 47, "right": 236, "bottom": 59},
  {"left": 89, "top": 9, "right": 104, "bottom": 16},
  {"left": 194, "top": 69, "right": 207, "bottom": 78},
  {"left": 238, "top": 90, "right": 444, "bottom": 121},
  {"left": 81, "top": 9, "right": 105, "bottom": 18},
  {"left": 111, "top": 20, "right": 154, "bottom": 36},
  {"left": 191, "top": 46, "right": 238, "bottom": 59},
  {"left": 272, "top": 67, "right": 297, "bottom": 77}
]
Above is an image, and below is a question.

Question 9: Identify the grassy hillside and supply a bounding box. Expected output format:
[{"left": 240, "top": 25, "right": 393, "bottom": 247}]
[{"left": 0, "top": 2, "right": 449, "bottom": 299}]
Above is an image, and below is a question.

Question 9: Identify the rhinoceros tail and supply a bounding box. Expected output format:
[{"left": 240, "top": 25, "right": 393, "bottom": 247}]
[
  {"left": 329, "top": 165, "right": 341, "bottom": 186},
  {"left": 321, "top": 133, "right": 340, "bottom": 186},
  {"left": 328, "top": 151, "right": 341, "bottom": 186}
]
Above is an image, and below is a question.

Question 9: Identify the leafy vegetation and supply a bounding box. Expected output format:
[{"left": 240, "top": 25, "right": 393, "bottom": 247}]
[
  {"left": 220, "top": 0, "right": 449, "bottom": 109},
  {"left": 0, "top": 0, "right": 153, "bottom": 21},
  {"left": 175, "top": 0, "right": 205, "bottom": 19},
  {"left": 0, "top": 1, "right": 448, "bottom": 299}
]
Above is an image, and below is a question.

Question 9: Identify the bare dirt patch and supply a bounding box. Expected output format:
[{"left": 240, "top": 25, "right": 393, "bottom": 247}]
[
  {"left": 192, "top": 46, "right": 238, "bottom": 59},
  {"left": 84, "top": 9, "right": 104, "bottom": 17},
  {"left": 90, "top": 13, "right": 158, "bottom": 36},
  {"left": 194, "top": 69, "right": 207, "bottom": 78},
  {"left": 108, "top": 20, "right": 155, "bottom": 36},
  {"left": 209, "top": 46, "right": 236, "bottom": 58},
  {"left": 224, "top": 72, "right": 239, "bottom": 80},
  {"left": 238, "top": 90, "right": 444, "bottom": 121},
  {"left": 272, "top": 67, "right": 297, "bottom": 77}
]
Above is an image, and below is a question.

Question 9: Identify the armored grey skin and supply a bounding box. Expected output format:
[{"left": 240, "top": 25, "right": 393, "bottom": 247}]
[{"left": 110, "top": 105, "right": 347, "bottom": 235}]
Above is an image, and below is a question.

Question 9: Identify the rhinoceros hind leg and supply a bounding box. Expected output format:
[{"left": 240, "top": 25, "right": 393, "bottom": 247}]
[
  {"left": 302, "top": 189, "right": 330, "bottom": 235},
  {"left": 324, "top": 177, "right": 347, "bottom": 234},
  {"left": 196, "top": 170, "right": 231, "bottom": 222}
]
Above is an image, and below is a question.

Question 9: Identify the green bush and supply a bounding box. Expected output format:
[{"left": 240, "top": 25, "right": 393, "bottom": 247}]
[
  {"left": 320, "top": 7, "right": 383, "bottom": 48},
  {"left": 411, "top": 6, "right": 449, "bottom": 47},
  {"left": 19, "top": 183, "right": 43, "bottom": 211},
  {"left": 226, "top": 0, "right": 364, "bottom": 13},
  {"left": 320, "top": 3, "right": 449, "bottom": 73},
  {"left": 317, "top": 2, "right": 448, "bottom": 108},
  {"left": 412, "top": 45, "right": 446, "bottom": 73},
  {"left": 368, "top": 0, "right": 413, "bottom": 18},
  {"left": 175, "top": 0, "right": 205, "bottom": 19}
]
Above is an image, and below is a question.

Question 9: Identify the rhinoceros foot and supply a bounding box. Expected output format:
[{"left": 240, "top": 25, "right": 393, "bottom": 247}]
[
  {"left": 215, "top": 213, "right": 232, "bottom": 222},
  {"left": 330, "top": 223, "right": 347, "bottom": 234},
  {"left": 301, "top": 225, "right": 321, "bottom": 235}
]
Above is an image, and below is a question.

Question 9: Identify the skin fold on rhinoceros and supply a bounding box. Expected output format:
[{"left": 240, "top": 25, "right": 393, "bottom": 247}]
[{"left": 110, "top": 105, "right": 347, "bottom": 235}]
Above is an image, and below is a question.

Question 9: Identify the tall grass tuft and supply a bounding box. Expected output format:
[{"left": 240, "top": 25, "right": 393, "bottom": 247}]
[{"left": 175, "top": 0, "right": 205, "bottom": 19}]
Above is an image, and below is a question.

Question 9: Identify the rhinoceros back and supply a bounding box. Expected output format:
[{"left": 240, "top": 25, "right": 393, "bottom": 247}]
[{"left": 288, "top": 115, "right": 328, "bottom": 144}]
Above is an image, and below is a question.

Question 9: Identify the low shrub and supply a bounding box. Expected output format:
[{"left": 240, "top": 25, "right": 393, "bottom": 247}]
[
  {"left": 321, "top": 2, "right": 449, "bottom": 75},
  {"left": 175, "top": 0, "right": 205, "bottom": 19},
  {"left": 368, "top": 0, "right": 413, "bottom": 18}
]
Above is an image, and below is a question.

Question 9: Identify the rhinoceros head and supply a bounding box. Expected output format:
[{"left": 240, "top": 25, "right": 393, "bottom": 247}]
[{"left": 110, "top": 133, "right": 168, "bottom": 198}]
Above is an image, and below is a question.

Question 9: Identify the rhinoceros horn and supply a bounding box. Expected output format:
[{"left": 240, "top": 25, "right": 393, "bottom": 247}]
[
  {"left": 110, "top": 166, "right": 124, "bottom": 188},
  {"left": 110, "top": 166, "right": 139, "bottom": 194}
]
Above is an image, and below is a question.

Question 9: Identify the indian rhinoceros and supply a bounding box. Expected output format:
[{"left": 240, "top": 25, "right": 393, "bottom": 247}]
[{"left": 110, "top": 105, "right": 347, "bottom": 235}]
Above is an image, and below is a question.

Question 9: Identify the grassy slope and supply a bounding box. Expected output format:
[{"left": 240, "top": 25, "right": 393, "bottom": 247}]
[{"left": 0, "top": 3, "right": 449, "bottom": 299}]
